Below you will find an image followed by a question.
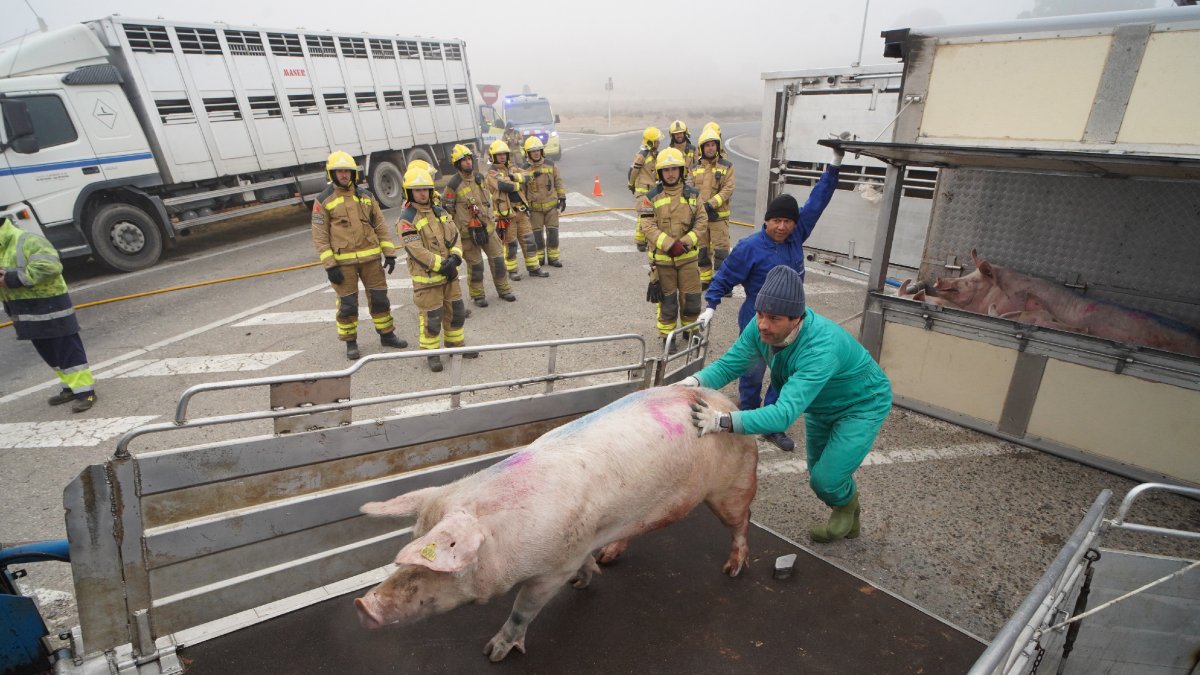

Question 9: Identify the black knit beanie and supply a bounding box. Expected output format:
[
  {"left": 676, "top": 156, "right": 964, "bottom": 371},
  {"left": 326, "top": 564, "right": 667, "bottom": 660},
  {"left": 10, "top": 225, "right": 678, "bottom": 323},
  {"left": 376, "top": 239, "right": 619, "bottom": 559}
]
[{"left": 764, "top": 194, "right": 800, "bottom": 223}]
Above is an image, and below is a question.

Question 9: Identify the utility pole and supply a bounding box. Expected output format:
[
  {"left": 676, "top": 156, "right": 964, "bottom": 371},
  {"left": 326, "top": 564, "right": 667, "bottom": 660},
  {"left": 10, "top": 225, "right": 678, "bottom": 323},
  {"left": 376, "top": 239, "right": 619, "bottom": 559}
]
[
  {"left": 852, "top": 0, "right": 870, "bottom": 67},
  {"left": 605, "top": 77, "right": 614, "bottom": 130}
]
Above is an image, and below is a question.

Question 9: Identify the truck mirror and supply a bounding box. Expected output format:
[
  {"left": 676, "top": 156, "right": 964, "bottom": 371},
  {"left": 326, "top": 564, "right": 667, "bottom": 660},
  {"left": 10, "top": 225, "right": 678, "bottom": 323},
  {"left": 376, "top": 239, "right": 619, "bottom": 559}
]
[
  {"left": 1, "top": 99, "right": 39, "bottom": 154},
  {"left": 554, "top": 114, "right": 560, "bottom": 123}
]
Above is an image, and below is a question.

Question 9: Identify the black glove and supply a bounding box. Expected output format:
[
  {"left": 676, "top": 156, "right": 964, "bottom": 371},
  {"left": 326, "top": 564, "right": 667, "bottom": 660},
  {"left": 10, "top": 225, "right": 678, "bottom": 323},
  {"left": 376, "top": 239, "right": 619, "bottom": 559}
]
[
  {"left": 448, "top": 253, "right": 462, "bottom": 268},
  {"left": 627, "top": 185, "right": 635, "bottom": 194},
  {"left": 471, "top": 226, "right": 490, "bottom": 247},
  {"left": 705, "top": 203, "right": 718, "bottom": 221},
  {"left": 383, "top": 256, "right": 396, "bottom": 274},
  {"left": 326, "top": 266, "right": 344, "bottom": 285},
  {"left": 646, "top": 280, "right": 663, "bottom": 303},
  {"left": 557, "top": 197, "right": 566, "bottom": 212},
  {"left": 438, "top": 255, "right": 461, "bottom": 276}
]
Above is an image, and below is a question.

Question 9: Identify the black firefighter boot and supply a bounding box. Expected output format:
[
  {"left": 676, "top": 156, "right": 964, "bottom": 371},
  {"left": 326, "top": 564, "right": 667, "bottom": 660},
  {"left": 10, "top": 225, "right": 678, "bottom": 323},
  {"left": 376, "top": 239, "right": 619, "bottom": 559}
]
[
  {"left": 380, "top": 332, "right": 407, "bottom": 349},
  {"left": 427, "top": 354, "right": 443, "bottom": 372},
  {"left": 528, "top": 265, "right": 550, "bottom": 278},
  {"left": 345, "top": 340, "right": 360, "bottom": 360}
]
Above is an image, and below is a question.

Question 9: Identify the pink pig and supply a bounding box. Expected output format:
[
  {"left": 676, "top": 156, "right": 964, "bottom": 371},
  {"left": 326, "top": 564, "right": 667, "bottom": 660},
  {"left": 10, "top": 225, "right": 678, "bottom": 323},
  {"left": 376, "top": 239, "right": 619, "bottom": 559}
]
[
  {"left": 929, "top": 249, "right": 1027, "bottom": 316},
  {"left": 354, "top": 386, "right": 758, "bottom": 662}
]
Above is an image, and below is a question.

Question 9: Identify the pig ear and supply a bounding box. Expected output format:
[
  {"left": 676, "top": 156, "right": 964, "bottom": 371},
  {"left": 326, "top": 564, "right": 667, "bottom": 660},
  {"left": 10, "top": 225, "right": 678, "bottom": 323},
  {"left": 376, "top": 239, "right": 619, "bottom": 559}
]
[
  {"left": 395, "top": 510, "right": 484, "bottom": 573},
  {"left": 361, "top": 486, "right": 440, "bottom": 518},
  {"left": 978, "top": 259, "right": 994, "bottom": 278}
]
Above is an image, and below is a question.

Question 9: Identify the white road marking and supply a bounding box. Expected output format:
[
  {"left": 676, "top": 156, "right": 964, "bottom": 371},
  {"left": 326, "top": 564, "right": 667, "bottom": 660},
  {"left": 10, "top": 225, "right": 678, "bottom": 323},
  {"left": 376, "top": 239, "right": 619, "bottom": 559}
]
[
  {"left": 557, "top": 230, "right": 630, "bottom": 239},
  {"left": 234, "top": 310, "right": 376, "bottom": 326},
  {"left": 0, "top": 416, "right": 158, "bottom": 449},
  {"left": 3, "top": 281, "right": 331, "bottom": 404},
  {"left": 567, "top": 192, "right": 637, "bottom": 222},
  {"left": 724, "top": 134, "right": 759, "bottom": 163},
  {"left": 103, "top": 351, "right": 302, "bottom": 378},
  {"left": 559, "top": 214, "right": 622, "bottom": 223},
  {"left": 757, "top": 442, "right": 1024, "bottom": 476},
  {"left": 597, "top": 245, "right": 642, "bottom": 253},
  {"left": 323, "top": 278, "right": 413, "bottom": 292}
]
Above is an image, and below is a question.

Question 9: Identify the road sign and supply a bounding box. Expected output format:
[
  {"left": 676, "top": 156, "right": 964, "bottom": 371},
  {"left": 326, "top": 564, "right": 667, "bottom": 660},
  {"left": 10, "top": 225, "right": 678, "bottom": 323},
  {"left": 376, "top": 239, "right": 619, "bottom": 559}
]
[
  {"left": 605, "top": 77, "right": 613, "bottom": 92},
  {"left": 477, "top": 84, "right": 500, "bottom": 106}
]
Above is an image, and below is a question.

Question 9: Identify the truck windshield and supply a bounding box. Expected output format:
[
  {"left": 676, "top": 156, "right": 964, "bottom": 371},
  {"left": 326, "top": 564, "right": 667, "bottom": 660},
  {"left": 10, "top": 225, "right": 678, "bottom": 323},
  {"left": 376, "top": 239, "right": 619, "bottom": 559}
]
[{"left": 505, "top": 101, "right": 552, "bottom": 125}]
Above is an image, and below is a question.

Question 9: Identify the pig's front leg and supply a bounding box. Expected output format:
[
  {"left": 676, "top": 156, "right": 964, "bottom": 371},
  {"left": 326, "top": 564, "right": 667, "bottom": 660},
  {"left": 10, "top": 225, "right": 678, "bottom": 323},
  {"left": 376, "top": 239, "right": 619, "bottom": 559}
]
[{"left": 484, "top": 573, "right": 571, "bottom": 662}]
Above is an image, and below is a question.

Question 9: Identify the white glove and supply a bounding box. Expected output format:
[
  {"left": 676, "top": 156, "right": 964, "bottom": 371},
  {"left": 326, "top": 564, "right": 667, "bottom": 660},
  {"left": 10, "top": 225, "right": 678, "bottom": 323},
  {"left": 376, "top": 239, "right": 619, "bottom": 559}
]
[
  {"left": 690, "top": 398, "right": 731, "bottom": 437},
  {"left": 831, "top": 148, "right": 845, "bottom": 167},
  {"left": 698, "top": 307, "right": 715, "bottom": 326},
  {"left": 676, "top": 376, "right": 700, "bottom": 387}
]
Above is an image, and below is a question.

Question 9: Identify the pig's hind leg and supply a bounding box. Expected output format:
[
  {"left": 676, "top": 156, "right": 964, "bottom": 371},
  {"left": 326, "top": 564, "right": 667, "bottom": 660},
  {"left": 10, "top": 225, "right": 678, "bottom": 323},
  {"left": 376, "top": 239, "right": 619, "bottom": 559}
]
[
  {"left": 596, "top": 538, "right": 629, "bottom": 565},
  {"left": 484, "top": 572, "right": 573, "bottom": 662},
  {"left": 705, "top": 451, "right": 758, "bottom": 577},
  {"left": 568, "top": 554, "right": 601, "bottom": 589}
]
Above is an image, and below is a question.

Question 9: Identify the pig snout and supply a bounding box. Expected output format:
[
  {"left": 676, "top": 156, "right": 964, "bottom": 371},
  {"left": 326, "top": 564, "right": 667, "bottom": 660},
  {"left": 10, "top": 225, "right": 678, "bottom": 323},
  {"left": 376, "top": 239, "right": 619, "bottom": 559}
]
[{"left": 354, "top": 595, "right": 386, "bottom": 630}]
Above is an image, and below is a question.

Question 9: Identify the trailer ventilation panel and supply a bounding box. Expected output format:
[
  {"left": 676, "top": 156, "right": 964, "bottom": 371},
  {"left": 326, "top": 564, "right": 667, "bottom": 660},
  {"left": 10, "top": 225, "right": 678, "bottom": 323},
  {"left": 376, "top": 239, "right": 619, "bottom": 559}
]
[
  {"left": 396, "top": 41, "right": 419, "bottom": 59},
  {"left": 382, "top": 91, "right": 405, "bottom": 109},
  {"left": 267, "top": 33, "right": 302, "bottom": 57},
  {"left": 203, "top": 97, "right": 241, "bottom": 122},
  {"left": 155, "top": 99, "right": 195, "bottom": 125},
  {"left": 323, "top": 92, "right": 349, "bottom": 112},
  {"left": 432, "top": 89, "right": 450, "bottom": 106},
  {"left": 306, "top": 35, "right": 336, "bottom": 58},
  {"left": 420, "top": 41, "right": 442, "bottom": 60},
  {"left": 176, "top": 27, "right": 222, "bottom": 56},
  {"left": 125, "top": 24, "right": 171, "bottom": 54},
  {"left": 287, "top": 93, "right": 317, "bottom": 115},
  {"left": 368, "top": 39, "right": 394, "bottom": 59},
  {"left": 453, "top": 87, "right": 469, "bottom": 104},
  {"left": 224, "top": 30, "right": 264, "bottom": 56},
  {"left": 355, "top": 92, "right": 378, "bottom": 111},
  {"left": 339, "top": 37, "right": 366, "bottom": 59},
  {"left": 444, "top": 43, "right": 462, "bottom": 60},
  {"left": 408, "top": 89, "right": 429, "bottom": 107},
  {"left": 248, "top": 96, "right": 282, "bottom": 119}
]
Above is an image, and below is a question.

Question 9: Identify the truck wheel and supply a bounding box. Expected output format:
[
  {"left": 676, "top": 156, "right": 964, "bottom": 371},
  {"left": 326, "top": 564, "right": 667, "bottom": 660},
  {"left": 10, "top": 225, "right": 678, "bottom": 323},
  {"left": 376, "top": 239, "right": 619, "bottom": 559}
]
[
  {"left": 89, "top": 203, "right": 163, "bottom": 272},
  {"left": 405, "top": 148, "right": 435, "bottom": 175},
  {"left": 369, "top": 158, "right": 405, "bottom": 209}
]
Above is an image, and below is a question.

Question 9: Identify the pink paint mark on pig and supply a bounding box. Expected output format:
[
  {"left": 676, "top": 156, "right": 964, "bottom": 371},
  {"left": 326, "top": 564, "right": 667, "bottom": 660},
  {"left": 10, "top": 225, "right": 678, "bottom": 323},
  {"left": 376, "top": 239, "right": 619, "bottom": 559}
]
[
  {"left": 646, "top": 396, "right": 687, "bottom": 439},
  {"left": 496, "top": 450, "right": 532, "bottom": 470}
]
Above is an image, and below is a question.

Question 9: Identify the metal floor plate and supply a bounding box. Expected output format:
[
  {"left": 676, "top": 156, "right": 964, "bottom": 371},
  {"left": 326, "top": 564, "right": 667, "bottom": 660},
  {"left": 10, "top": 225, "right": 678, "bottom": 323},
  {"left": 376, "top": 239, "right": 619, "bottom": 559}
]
[{"left": 179, "top": 512, "right": 984, "bottom": 674}]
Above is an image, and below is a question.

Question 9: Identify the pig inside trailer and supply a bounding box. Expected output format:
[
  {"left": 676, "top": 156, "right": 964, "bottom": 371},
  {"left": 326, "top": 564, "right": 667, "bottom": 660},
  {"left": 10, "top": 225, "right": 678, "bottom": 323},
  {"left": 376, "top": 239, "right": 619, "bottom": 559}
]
[
  {"left": 833, "top": 6, "right": 1200, "bottom": 488},
  {"left": 24, "top": 334, "right": 985, "bottom": 674}
]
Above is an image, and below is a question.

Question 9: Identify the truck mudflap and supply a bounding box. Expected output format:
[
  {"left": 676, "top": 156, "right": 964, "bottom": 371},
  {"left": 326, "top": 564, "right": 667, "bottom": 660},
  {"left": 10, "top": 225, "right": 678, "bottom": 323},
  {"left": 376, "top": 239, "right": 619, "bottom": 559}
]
[
  {"left": 178, "top": 512, "right": 984, "bottom": 674},
  {"left": 58, "top": 330, "right": 713, "bottom": 673}
]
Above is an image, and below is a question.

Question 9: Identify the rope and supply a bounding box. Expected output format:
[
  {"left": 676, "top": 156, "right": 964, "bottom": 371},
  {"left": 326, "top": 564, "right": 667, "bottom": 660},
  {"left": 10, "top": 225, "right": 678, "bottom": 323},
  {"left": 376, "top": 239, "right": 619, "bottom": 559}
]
[{"left": 1035, "top": 558, "right": 1200, "bottom": 637}]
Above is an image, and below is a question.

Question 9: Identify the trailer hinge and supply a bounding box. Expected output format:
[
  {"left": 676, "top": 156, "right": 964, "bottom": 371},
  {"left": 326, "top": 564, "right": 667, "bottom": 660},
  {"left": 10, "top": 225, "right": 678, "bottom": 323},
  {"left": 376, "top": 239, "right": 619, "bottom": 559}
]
[
  {"left": 1014, "top": 332, "right": 1028, "bottom": 353},
  {"left": 1113, "top": 351, "right": 1135, "bottom": 375},
  {"left": 942, "top": 254, "right": 962, "bottom": 273}
]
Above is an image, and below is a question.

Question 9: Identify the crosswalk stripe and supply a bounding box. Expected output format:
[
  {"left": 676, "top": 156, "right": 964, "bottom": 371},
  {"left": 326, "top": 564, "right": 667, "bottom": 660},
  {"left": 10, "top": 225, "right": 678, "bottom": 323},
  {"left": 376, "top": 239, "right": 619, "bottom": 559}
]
[
  {"left": 100, "top": 351, "right": 303, "bottom": 378},
  {"left": 757, "top": 442, "right": 1024, "bottom": 476},
  {"left": 566, "top": 192, "right": 637, "bottom": 222},
  {"left": 597, "top": 245, "right": 642, "bottom": 253},
  {"left": 234, "top": 310, "right": 382, "bottom": 326},
  {"left": 0, "top": 416, "right": 158, "bottom": 449},
  {"left": 557, "top": 230, "right": 630, "bottom": 239}
]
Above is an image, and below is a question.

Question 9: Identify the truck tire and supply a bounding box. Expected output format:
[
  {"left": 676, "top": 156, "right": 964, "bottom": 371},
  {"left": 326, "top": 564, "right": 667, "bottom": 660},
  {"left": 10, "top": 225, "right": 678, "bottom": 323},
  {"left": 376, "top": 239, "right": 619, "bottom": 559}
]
[
  {"left": 89, "top": 203, "right": 164, "bottom": 272},
  {"left": 368, "top": 158, "right": 405, "bottom": 209},
  {"left": 405, "top": 148, "right": 435, "bottom": 175}
]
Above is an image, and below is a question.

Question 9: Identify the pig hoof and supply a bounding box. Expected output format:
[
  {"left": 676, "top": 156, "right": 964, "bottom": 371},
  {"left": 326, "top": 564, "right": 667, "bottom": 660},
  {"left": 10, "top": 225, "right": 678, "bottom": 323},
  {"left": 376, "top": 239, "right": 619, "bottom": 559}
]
[
  {"left": 484, "top": 635, "right": 525, "bottom": 662},
  {"left": 569, "top": 556, "right": 601, "bottom": 588},
  {"left": 597, "top": 540, "right": 628, "bottom": 565},
  {"left": 722, "top": 559, "right": 747, "bottom": 578}
]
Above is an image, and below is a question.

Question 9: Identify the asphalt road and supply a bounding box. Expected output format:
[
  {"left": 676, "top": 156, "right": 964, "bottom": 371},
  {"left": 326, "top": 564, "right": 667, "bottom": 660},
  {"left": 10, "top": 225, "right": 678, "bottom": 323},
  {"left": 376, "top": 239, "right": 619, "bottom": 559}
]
[{"left": 2, "top": 124, "right": 1197, "bottom": 654}]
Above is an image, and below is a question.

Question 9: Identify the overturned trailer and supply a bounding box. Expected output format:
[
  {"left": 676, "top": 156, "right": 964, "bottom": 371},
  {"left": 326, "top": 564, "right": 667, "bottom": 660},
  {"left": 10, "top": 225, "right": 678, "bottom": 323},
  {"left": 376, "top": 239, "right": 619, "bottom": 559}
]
[{"left": 829, "top": 6, "right": 1200, "bottom": 487}]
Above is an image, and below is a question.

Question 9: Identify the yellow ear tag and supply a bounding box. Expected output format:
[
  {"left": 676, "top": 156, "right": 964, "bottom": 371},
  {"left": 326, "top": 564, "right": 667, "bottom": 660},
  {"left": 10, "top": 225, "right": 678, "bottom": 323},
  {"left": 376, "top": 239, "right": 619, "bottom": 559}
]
[{"left": 420, "top": 542, "right": 438, "bottom": 561}]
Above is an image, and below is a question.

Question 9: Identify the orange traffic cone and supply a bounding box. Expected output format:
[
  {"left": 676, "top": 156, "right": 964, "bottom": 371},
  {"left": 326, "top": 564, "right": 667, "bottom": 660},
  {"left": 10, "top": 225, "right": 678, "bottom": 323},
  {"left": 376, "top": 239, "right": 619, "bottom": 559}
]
[{"left": 592, "top": 175, "right": 604, "bottom": 197}]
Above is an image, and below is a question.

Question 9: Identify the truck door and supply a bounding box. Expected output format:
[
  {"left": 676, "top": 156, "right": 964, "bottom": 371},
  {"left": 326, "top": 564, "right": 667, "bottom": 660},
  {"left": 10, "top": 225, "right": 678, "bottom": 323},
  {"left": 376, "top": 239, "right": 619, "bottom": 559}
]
[
  {"left": 62, "top": 85, "right": 157, "bottom": 185},
  {"left": 2, "top": 91, "right": 102, "bottom": 228}
]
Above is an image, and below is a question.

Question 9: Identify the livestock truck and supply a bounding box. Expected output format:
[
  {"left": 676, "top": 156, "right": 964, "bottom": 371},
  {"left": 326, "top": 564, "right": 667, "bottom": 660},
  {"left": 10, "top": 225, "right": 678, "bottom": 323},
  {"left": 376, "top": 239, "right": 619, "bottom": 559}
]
[{"left": 0, "top": 16, "right": 481, "bottom": 272}]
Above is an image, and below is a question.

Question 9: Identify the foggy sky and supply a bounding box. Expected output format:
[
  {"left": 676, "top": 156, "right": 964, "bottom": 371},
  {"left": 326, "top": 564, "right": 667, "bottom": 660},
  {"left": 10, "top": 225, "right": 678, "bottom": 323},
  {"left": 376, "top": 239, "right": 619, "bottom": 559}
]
[{"left": 2, "top": 0, "right": 1178, "bottom": 107}]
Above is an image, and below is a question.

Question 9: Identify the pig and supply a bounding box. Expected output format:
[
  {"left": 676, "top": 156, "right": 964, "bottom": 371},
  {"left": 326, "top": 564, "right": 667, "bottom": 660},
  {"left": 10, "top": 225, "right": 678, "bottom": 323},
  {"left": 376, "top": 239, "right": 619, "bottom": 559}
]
[
  {"left": 898, "top": 278, "right": 948, "bottom": 306},
  {"left": 980, "top": 255, "right": 1200, "bottom": 357},
  {"left": 928, "top": 249, "right": 1027, "bottom": 316},
  {"left": 354, "top": 386, "right": 758, "bottom": 662}
]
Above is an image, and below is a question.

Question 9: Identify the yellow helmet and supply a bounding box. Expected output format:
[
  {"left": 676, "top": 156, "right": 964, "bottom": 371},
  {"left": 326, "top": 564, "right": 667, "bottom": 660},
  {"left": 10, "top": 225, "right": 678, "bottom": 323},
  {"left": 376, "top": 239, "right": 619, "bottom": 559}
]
[
  {"left": 407, "top": 158, "right": 437, "bottom": 176},
  {"left": 702, "top": 121, "right": 721, "bottom": 137},
  {"left": 642, "top": 126, "right": 662, "bottom": 146},
  {"left": 326, "top": 150, "right": 357, "bottom": 185},
  {"left": 450, "top": 144, "right": 473, "bottom": 165},
  {"left": 697, "top": 126, "right": 722, "bottom": 152},
  {"left": 655, "top": 147, "right": 686, "bottom": 181},
  {"left": 669, "top": 120, "right": 687, "bottom": 135},
  {"left": 523, "top": 136, "right": 545, "bottom": 153},
  {"left": 488, "top": 139, "right": 511, "bottom": 162},
  {"left": 403, "top": 168, "right": 435, "bottom": 202}
]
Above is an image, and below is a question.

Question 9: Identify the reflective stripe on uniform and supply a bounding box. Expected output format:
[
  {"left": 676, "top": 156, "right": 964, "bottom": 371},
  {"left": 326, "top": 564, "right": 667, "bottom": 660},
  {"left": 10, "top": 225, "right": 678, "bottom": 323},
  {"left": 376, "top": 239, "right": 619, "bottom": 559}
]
[
  {"left": 332, "top": 246, "right": 382, "bottom": 261},
  {"left": 712, "top": 195, "right": 723, "bottom": 207},
  {"left": 61, "top": 363, "right": 95, "bottom": 393},
  {"left": 319, "top": 249, "right": 334, "bottom": 261},
  {"left": 12, "top": 306, "right": 76, "bottom": 323},
  {"left": 655, "top": 233, "right": 668, "bottom": 249},
  {"left": 380, "top": 240, "right": 396, "bottom": 251},
  {"left": 653, "top": 197, "right": 671, "bottom": 208},
  {"left": 652, "top": 250, "right": 699, "bottom": 263}
]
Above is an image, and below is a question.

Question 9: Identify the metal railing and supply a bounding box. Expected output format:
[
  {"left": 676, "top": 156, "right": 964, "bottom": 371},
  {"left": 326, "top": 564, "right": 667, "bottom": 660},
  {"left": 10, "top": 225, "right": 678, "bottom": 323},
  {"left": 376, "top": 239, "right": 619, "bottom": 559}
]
[{"left": 115, "top": 334, "right": 648, "bottom": 458}]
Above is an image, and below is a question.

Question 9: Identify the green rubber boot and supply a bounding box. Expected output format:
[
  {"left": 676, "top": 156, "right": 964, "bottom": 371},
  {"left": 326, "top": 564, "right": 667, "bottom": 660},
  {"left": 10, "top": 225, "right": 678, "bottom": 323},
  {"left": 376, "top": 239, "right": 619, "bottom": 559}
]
[{"left": 810, "top": 491, "right": 861, "bottom": 543}]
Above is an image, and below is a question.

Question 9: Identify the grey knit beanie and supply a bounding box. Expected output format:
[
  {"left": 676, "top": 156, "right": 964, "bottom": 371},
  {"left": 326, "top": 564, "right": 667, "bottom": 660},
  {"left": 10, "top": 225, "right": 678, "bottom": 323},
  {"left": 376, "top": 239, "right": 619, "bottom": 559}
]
[{"left": 755, "top": 265, "right": 806, "bottom": 318}]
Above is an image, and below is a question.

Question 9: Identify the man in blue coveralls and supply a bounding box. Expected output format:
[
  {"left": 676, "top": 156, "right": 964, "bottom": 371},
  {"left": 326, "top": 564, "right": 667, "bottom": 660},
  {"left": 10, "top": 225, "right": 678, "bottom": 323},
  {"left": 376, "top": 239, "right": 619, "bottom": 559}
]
[
  {"left": 681, "top": 265, "right": 893, "bottom": 543},
  {"left": 697, "top": 148, "right": 843, "bottom": 451}
]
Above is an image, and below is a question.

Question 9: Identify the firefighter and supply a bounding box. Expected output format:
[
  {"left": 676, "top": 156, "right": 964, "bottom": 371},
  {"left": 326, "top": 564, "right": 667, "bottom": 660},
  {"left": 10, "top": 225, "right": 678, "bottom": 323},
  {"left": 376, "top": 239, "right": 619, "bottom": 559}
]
[
  {"left": 522, "top": 136, "right": 567, "bottom": 267},
  {"left": 667, "top": 120, "right": 696, "bottom": 175},
  {"left": 0, "top": 217, "right": 97, "bottom": 412},
  {"left": 503, "top": 122, "right": 525, "bottom": 164},
  {"left": 442, "top": 144, "right": 515, "bottom": 308},
  {"left": 628, "top": 126, "right": 662, "bottom": 251},
  {"left": 406, "top": 159, "right": 441, "bottom": 207},
  {"left": 312, "top": 150, "right": 406, "bottom": 360},
  {"left": 701, "top": 121, "right": 726, "bottom": 158},
  {"left": 486, "top": 140, "right": 548, "bottom": 282},
  {"left": 692, "top": 124, "right": 736, "bottom": 289},
  {"left": 397, "top": 168, "right": 473, "bottom": 373},
  {"left": 639, "top": 147, "right": 707, "bottom": 351}
]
